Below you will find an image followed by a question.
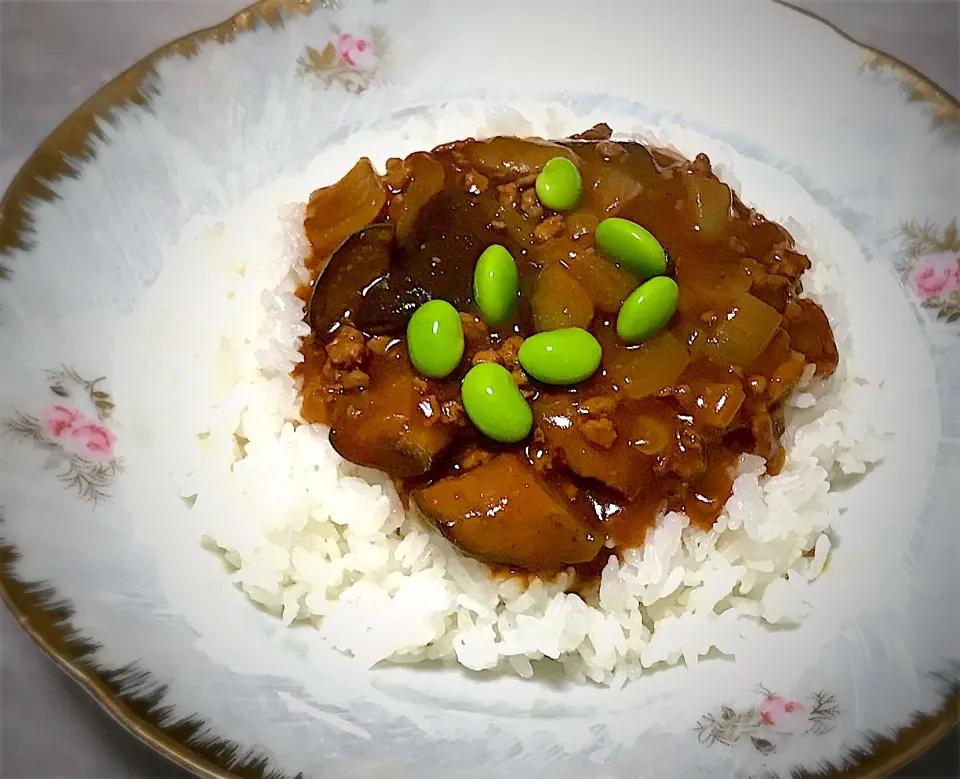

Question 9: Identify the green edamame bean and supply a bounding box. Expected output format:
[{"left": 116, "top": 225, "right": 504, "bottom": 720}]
[
  {"left": 535, "top": 157, "right": 582, "bottom": 212},
  {"left": 461, "top": 362, "right": 533, "bottom": 443},
  {"left": 474, "top": 244, "right": 519, "bottom": 326},
  {"left": 616, "top": 276, "right": 680, "bottom": 344},
  {"left": 596, "top": 217, "right": 667, "bottom": 279},
  {"left": 517, "top": 328, "right": 602, "bottom": 385},
  {"left": 407, "top": 300, "right": 464, "bottom": 378}
]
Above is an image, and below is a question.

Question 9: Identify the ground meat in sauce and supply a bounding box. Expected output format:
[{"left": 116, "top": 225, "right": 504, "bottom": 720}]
[
  {"left": 294, "top": 125, "right": 839, "bottom": 584},
  {"left": 325, "top": 326, "right": 367, "bottom": 368}
]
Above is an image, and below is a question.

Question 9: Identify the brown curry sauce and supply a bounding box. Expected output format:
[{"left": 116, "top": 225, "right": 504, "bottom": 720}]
[{"left": 294, "top": 124, "right": 839, "bottom": 582}]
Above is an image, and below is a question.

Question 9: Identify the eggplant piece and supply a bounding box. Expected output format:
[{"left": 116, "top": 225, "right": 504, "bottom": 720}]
[
  {"left": 784, "top": 297, "right": 839, "bottom": 376},
  {"left": 533, "top": 396, "right": 655, "bottom": 498},
  {"left": 465, "top": 137, "right": 578, "bottom": 183},
  {"left": 357, "top": 190, "right": 500, "bottom": 334},
  {"left": 413, "top": 454, "right": 603, "bottom": 570},
  {"left": 560, "top": 140, "right": 660, "bottom": 216},
  {"left": 328, "top": 369, "right": 456, "bottom": 478},
  {"left": 561, "top": 139, "right": 661, "bottom": 179},
  {"left": 354, "top": 282, "right": 429, "bottom": 336},
  {"left": 387, "top": 152, "right": 447, "bottom": 243},
  {"left": 308, "top": 224, "right": 395, "bottom": 336}
]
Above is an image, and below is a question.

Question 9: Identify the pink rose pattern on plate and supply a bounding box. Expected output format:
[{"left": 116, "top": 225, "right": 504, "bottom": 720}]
[
  {"left": 759, "top": 694, "right": 808, "bottom": 733},
  {"left": 298, "top": 25, "right": 387, "bottom": 94},
  {"left": 41, "top": 405, "right": 117, "bottom": 461},
  {"left": 42, "top": 405, "right": 82, "bottom": 438},
  {"left": 912, "top": 251, "right": 960, "bottom": 299},
  {"left": 3, "top": 366, "right": 122, "bottom": 503},
  {"left": 334, "top": 33, "right": 377, "bottom": 70},
  {"left": 695, "top": 687, "right": 840, "bottom": 755},
  {"left": 899, "top": 219, "right": 960, "bottom": 323}
]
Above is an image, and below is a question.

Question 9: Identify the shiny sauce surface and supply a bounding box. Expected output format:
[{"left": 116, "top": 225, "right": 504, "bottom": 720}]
[{"left": 295, "top": 126, "right": 839, "bottom": 582}]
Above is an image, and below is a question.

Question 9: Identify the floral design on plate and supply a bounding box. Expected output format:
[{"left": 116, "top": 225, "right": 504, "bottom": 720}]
[
  {"left": 298, "top": 26, "right": 388, "bottom": 94},
  {"left": 898, "top": 219, "right": 960, "bottom": 323},
  {"left": 695, "top": 687, "right": 840, "bottom": 755},
  {"left": 862, "top": 52, "right": 960, "bottom": 146},
  {"left": 3, "top": 366, "right": 122, "bottom": 503}
]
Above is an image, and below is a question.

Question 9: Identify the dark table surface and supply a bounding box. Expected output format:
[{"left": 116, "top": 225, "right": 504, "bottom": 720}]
[{"left": 0, "top": 1, "right": 957, "bottom": 777}]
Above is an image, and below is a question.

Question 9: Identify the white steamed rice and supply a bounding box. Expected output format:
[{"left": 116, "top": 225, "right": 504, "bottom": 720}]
[{"left": 141, "top": 108, "right": 886, "bottom": 685}]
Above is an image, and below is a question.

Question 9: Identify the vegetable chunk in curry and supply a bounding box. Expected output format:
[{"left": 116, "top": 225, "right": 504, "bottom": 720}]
[{"left": 295, "top": 124, "right": 839, "bottom": 580}]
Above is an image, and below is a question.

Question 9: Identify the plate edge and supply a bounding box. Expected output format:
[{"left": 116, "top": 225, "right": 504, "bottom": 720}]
[{"left": 0, "top": 1, "right": 956, "bottom": 778}]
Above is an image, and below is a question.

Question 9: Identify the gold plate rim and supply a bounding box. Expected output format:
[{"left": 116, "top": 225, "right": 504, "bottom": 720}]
[{"left": 0, "top": 1, "right": 956, "bottom": 778}]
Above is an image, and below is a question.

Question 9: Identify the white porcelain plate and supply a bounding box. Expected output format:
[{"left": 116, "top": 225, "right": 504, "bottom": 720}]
[{"left": 1, "top": 1, "right": 958, "bottom": 777}]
